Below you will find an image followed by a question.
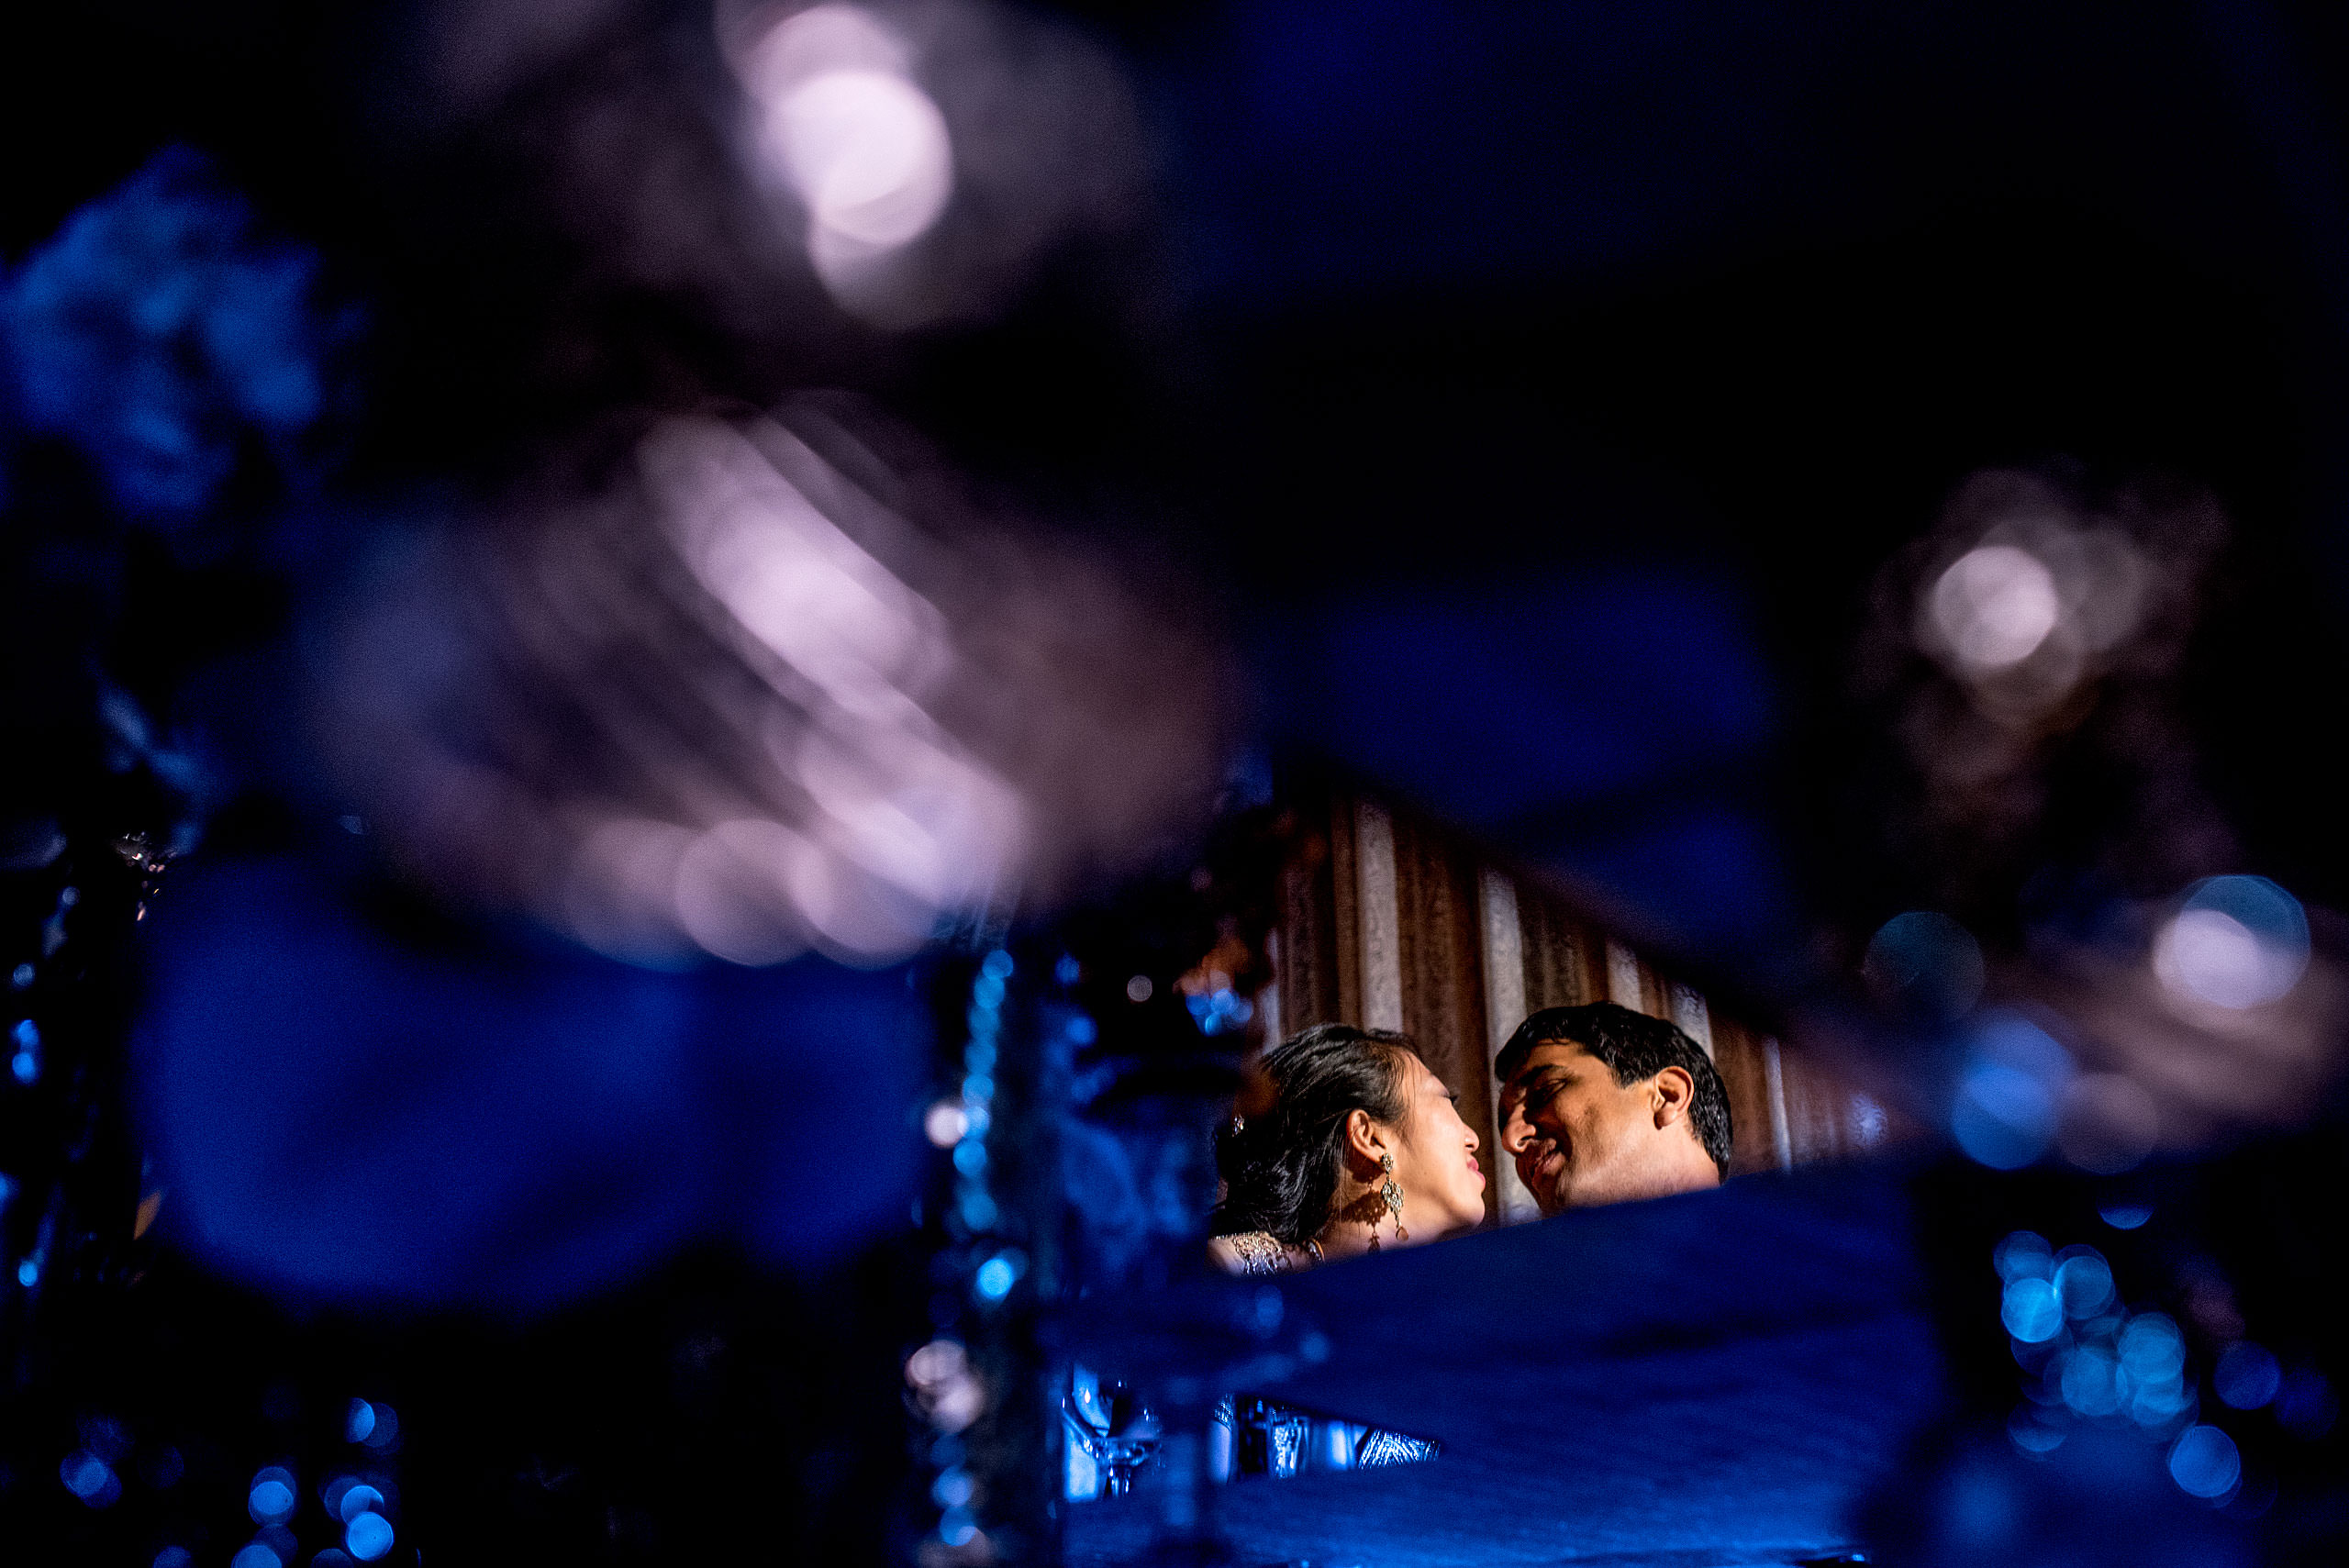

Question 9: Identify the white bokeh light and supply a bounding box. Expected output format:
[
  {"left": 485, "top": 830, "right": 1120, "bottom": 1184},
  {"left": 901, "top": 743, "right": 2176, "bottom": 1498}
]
[
  {"left": 774, "top": 70, "right": 952, "bottom": 247},
  {"left": 740, "top": 5, "right": 954, "bottom": 281},
  {"left": 2153, "top": 875, "right": 2310, "bottom": 1011},
  {"left": 2154, "top": 910, "right": 2297, "bottom": 1010},
  {"left": 1931, "top": 544, "right": 2061, "bottom": 672}
]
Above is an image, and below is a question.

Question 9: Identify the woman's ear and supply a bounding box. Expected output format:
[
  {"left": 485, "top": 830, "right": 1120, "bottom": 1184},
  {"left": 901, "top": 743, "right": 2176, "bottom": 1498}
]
[
  {"left": 1652, "top": 1065, "right": 1696, "bottom": 1129},
  {"left": 1342, "top": 1106, "right": 1388, "bottom": 1168}
]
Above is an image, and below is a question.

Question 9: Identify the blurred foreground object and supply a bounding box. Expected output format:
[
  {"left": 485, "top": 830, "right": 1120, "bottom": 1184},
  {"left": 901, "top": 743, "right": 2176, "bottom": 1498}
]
[
  {"left": 1066, "top": 1163, "right": 1943, "bottom": 1566},
  {"left": 1, "top": 146, "right": 359, "bottom": 551},
  {"left": 316, "top": 397, "right": 1229, "bottom": 971}
]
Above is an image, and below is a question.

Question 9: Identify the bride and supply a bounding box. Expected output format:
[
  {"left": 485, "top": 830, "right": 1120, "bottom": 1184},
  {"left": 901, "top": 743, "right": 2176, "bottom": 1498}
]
[
  {"left": 1209, "top": 1022, "right": 1488, "bottom": 1274},
  {"left": 1203, "top": 1023, "right": 1486, "bottom": 1476}
]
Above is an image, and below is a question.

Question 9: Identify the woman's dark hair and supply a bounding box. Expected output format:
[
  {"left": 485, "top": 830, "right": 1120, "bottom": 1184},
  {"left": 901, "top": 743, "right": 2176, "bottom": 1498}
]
[{"left": 1211, "top": 1023, "right": 1415, "bottom": 1245}]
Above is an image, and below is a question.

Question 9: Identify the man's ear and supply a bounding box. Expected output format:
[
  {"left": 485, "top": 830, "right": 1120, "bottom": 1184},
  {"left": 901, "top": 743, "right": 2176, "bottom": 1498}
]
[
  {"left": 1343, "top": 1107, "right": 1388, "bottom": 1168},
  {"left": 1651, "top": 1065, "right": 1696, "bottom": 1129}
]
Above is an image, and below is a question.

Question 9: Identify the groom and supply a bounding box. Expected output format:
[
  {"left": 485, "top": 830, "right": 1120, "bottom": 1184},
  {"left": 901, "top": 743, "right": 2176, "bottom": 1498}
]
[{"left": 1495, "top": 1002, "right": 1731, "bottom": 1214}]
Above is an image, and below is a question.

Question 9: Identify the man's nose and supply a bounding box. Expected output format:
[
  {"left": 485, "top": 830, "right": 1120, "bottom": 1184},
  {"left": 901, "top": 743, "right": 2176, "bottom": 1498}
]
[{"left": 1499, "top": 1105, "right": 1533, "bottom": 1155}]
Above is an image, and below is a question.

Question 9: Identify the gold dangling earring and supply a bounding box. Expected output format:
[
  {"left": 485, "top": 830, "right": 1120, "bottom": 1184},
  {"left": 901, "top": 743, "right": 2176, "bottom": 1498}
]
[{"left": 1379, "top": 1152, "right": 1408, "bottom": 1245}]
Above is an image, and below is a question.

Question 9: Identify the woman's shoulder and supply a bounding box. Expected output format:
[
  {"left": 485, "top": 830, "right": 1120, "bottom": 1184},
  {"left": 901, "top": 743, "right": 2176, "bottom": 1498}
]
[{"left": 1209, "top": 1230, "right": 1301, "bottom": 1276}]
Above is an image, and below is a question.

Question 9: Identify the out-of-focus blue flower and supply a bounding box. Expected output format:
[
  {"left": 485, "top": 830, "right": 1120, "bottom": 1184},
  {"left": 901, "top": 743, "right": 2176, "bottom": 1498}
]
[{"left": 1, "top": 146, "right": 356, "bottom": 528}]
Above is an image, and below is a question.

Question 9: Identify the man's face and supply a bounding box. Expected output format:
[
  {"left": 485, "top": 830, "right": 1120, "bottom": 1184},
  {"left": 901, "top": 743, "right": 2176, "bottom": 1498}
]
[{"left": 1497, "top": 1040, "right": 1673, "bottom": 1216}]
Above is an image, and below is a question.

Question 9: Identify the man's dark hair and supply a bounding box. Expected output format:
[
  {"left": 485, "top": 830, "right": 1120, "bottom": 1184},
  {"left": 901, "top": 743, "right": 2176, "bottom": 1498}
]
[
  {"left": 1496, "top": 1002, "right": 1732, "bottom": 1178},
  {"left": 1211, "top": 1023, "right": 1414, "bottom": 1245}
]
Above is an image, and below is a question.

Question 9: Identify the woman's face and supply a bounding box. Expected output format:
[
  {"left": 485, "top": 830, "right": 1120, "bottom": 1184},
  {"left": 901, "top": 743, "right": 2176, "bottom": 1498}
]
[{"left": 1384, "top": 1052, "right": 1486, "bottom": 1240}]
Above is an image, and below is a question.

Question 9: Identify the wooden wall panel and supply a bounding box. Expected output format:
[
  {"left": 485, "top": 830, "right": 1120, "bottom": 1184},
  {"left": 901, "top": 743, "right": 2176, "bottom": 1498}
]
[
  {"left": 1327, "top": 794, "right": 1362, "bottom": 1031},
  {"left": 1390, "top": 812, "right": 1498, "bottom": 1225},
  {"left": 1276, "top": 797, "right": 1343, "bottom": 1040},
  {"left": 1707, "top": 1014, "right": 1783, "bottom": 1178},
  {"left": 1516, "top": 896, "right": 1598, "bottom": 1012}
]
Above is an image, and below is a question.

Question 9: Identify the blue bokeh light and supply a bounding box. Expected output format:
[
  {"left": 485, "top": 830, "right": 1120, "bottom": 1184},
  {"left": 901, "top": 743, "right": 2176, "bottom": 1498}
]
[
  {"left": 10, "top": 1050, "right": 37, "bottom": 1084},
  {"left": 360, "top": 1403, "right": 399, "bottom": 1450},
  {"left": 345, "top": 1398, "right": 375, "bottom": 1443},
  {"left": 10, "top": 1018, "right": 35, "bottom": 1050},
  {"left": 247, "top": 1467, "right": 295, "bottom": 1524},
  {"left": 2166, "top": 1424, "right": 2241, "bottom": 1499},
  {"left": 2119, "top": 1315, "right": 2185, "bottom": 1383},
  {"left": 1993, "top": 1230, "right": 2053, "bottom": 1282},
  {"left": 17, "top": 1259, "right": 38, "bottom": 1287},
  {"left": 974, "top": 1251, "right": 1025, "bottom": 1302},
  {"left": 1950, "top": 1013, "right": 2072, "bottom": 1169},
  {"left": 345, "top": 1509, "right": 395, "bottom": 1561},
  {"left": 228, "top": 1544, "right": 281, "bottom": 1568},
  {"left": 2007, "top": 1405, "right": 2065, "bottom": 1454},
  {"left": 1066, "top": 1015, "right": 1097, "bottom": 1044},
  {"left": 2214, "top": 1342, "right": 2280, "bottom": 1410},
  {"left": 340, "top": 1484, "right": 385, "bottom": 1523},
  {"left": 2001, "top": 1277, "right": 2064, "bottom": 1343},
  {"left": 153, "top": 1549, "right": 195, "bottom": 1568},
  {"left": 2053, "top": 1249, "right": 2115, "bottom": 1318},
  {"left": 980, "top": 951, "right": 1014, "bottom": 981},
  {"left": 2058, "top": 1346, "right": 2125, "bottom": 1418},
  {"left": 61, "top": 1451, "right": 119, "bottom": 1507},
  {"left": 1055, "top": 954, "right": 1080, "bottom": 985},
  {"left": 2099, "top": 1201, "right": 2154, "bottom": 1229},
  {"left": 952, "top": 1140, "right": 988, "bottom": 1177}
]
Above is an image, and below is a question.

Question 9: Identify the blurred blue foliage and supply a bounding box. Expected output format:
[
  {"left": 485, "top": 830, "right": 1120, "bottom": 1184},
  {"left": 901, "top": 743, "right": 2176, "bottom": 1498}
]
[{"left": 1, "top": 146, "right": 356, "bottom": 528}]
